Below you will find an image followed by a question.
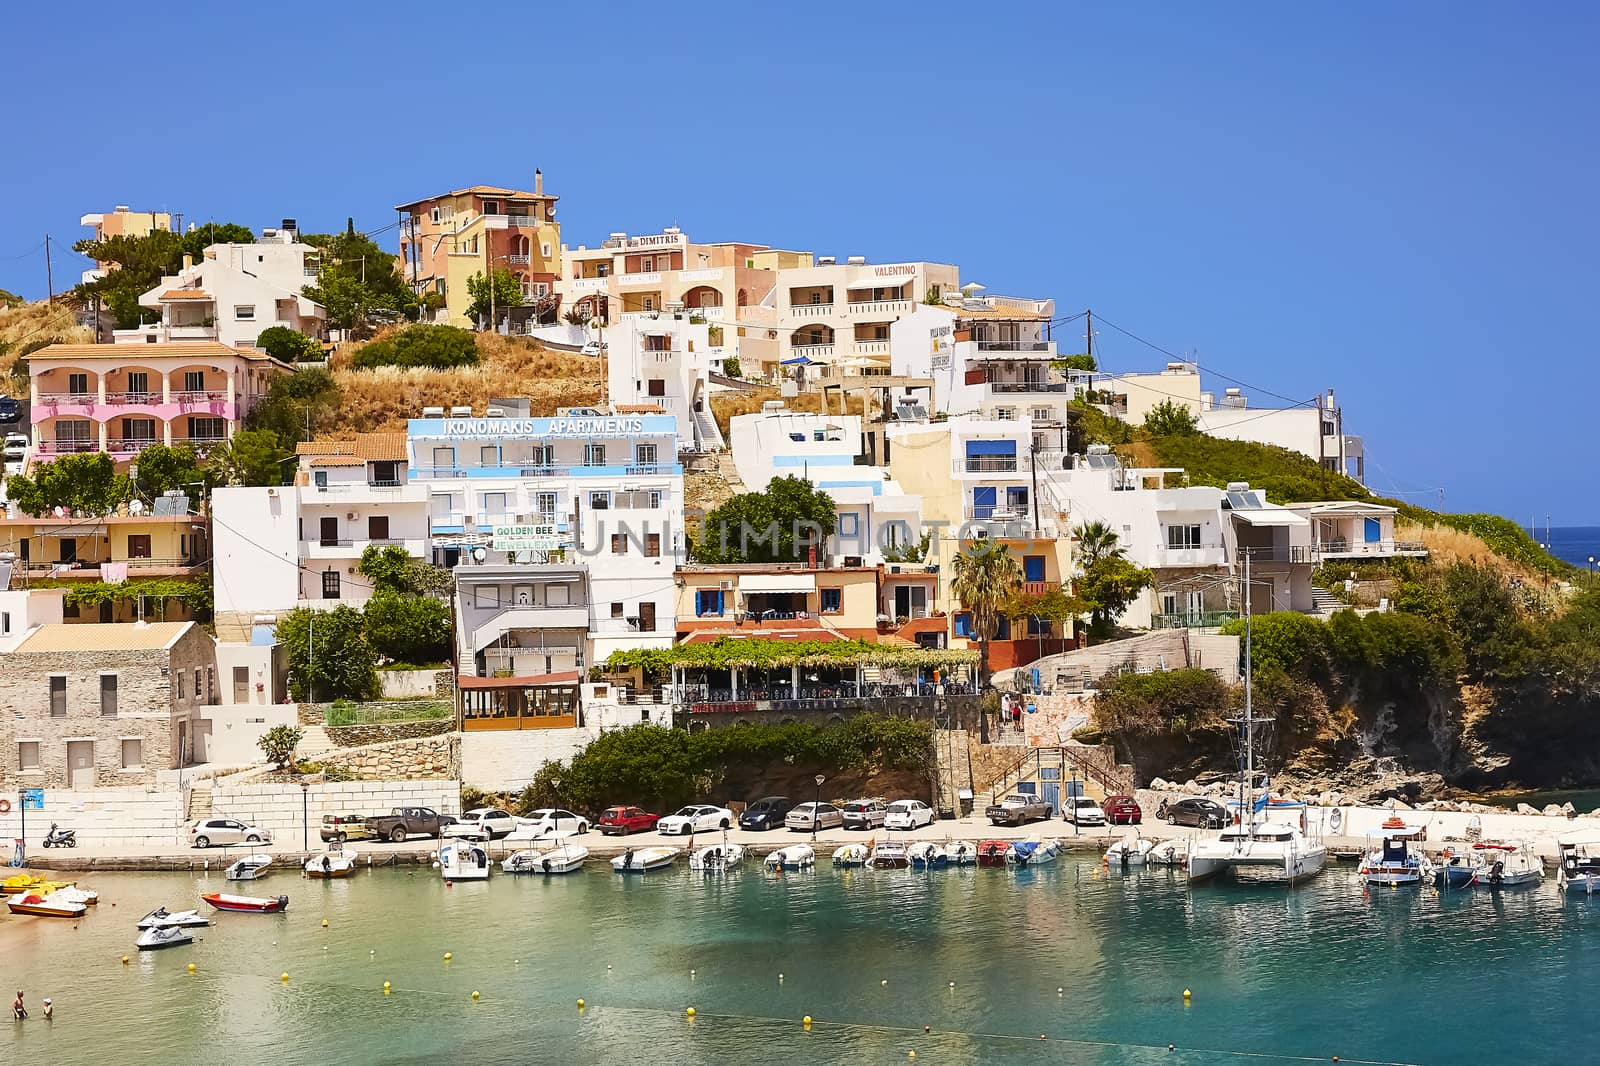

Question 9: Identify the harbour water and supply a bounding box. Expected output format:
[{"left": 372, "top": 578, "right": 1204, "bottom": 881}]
[
  {"left": 2, "top": 860, "right": 1595, "bottom": 1064},
  {"left": 1543, "top": 525, "right": 1600, "bottom": 569}
]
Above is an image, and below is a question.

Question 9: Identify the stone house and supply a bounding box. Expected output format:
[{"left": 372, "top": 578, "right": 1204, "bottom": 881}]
[{"left": 0, "top": 621, "right": 216, "bottom": 790}]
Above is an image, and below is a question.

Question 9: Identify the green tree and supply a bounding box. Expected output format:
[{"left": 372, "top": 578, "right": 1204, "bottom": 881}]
[
  {"left": 720, "top": 356, "right": 742, "bottom": 379},
  {"left": 1143, "top": 399, "right": 1200, "bottom": 436},
  {"left": 206, "top": 429, "right": 290, "bottom": 486},
  {"left": 302, "top": 225, "right": 417, "bottom": 334},
  {"left": 464, "top": 269, "right": 524, "bottom": 325},
  {"left": 1077, "top": 557, "right": 1154, "bottom": 640},
  {"left": 180, "top": 223, "right": 256, "bottom": 262},
  {"left": 257, "top": 724, "right": 304, "bottom": 772},
  {"left": 255, "top": 325, "right": 322, "bottom": 362},
  {"left": 1220, "top": 611, "right": 1335, "bottom": 684},
  {"left": 246, "top": 366, "right": 339, "bottom": 447},
  {"left": 131, "top": 443, "right": 204, "bottom": 498},
  {"left": 694, "top": 476, "right": 838, "bottom": 563},
  {"left": 363, "top": 591, "right": 452, "bottom": 665},
  {"left": 72, "top": 224, "right": 254, "bottom": 331},
  {"left": 5, "top": 452, "right": 131, "bottom": 517},
  {"left": 1074, "top": 520, "right": 1125, "bottom": 569},
  {"left": 950, "top": 538, "right": 1023, "bottom": 688},
  {"left": 349, "top": 324, "right": 480, "bottom": 370},
  {"left": 275, "top": 606, "right": 380, "bottom": 701},
  {"left": 1061, "top": 353, "right": 1097, "bottom": 371},
  {"left": 357, "top": 545, "right": 413, "bottom": 594}
]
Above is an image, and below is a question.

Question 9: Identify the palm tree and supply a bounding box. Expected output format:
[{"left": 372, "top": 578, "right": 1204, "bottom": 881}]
[
  {"left": 1074, "top": 520, "right": 1125, "bottom": 570},
  {"left": 950, "top": 539, "right": 1023, "bottom": 693}
]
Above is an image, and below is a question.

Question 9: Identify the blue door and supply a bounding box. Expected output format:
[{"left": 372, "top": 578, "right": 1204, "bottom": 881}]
[
  {"left": 1040, "top": 767, "right": 1062, "bottom": 813},
  {"left": 1364, "top": 517, "right": 1382, "bottom": 543},
  {"left": 973, "top": 486, "right": 996, "bottom": 519}
]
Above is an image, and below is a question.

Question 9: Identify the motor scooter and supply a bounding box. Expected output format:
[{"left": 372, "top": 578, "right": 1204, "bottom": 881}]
[{"left": 41, "top": 823, "right": 77, "bottom": 849}]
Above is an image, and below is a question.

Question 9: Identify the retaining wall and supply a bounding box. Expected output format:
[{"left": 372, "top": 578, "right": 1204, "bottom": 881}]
[
  {"left": 378, "top": 669, "right": 453, "bottom": 700},
  {"left": 324, "top": 720, "right": 453, "bottom": 748},
  {"left": 318, "top": 735, "right": 457, "bottom": 780},
  {"left": 460, "top": 728, "right": 599, "bottom": 792},
  {"left": 0, "top": 788, "right": 186, "bottom": 850},
  {"left": 209, "top": 780, "right": 461, "bottom": 839}
]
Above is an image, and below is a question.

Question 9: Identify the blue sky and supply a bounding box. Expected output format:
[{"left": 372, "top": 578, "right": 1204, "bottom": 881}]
[{"left": 2, "top": 3, "right": 1594, "bottom": 522}]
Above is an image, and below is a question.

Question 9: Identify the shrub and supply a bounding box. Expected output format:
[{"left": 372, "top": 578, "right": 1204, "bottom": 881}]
[
  {"left": 256, "top": 325, "right": 322, "bottom": 362},
  {"left": 258, "top": 725, "right": 304, "bottom": 771},
  {"left": 350, "top": 325, "right": 479, "bottom": 370}
]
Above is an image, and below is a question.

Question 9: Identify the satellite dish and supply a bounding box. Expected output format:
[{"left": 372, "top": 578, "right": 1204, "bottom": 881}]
[
  {"left": 129, "top": 499, "right": 145, "bottom": 515},
  {"left": 471, "top": 547, "right": 487, "bottom": 562}
]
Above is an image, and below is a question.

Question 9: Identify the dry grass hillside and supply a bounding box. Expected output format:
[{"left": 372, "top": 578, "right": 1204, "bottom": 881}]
[
  {"left": 0, "top": 300, "right": 93, "bottom": 380},
  {"left": 325, "top": 332, "right": 605, "bottom": 432},
  {"left": 1399, "top": 521, "right": 1550, "bottom": 587},
  {"left": 709, "top": 386, "right": 864, "bottom": 439}
]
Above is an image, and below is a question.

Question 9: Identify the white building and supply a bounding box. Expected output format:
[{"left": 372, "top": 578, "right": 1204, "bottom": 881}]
[
  {"left": 775, "top": 257, "right": 959, "bottom": 375},
  {"left": 1198, "top": 388, "right": 1364, "bottom": 483},
  {"left": 117, "top": 221, "right": 326, "bottom": 348},
  {"left": 890, "top": 295, "right": 1068, "bottom": 427},
  {"left": 1287, "top": 501, "right": 1427, "bottom": 562},
  {"left": 727, "top": 404, "right": 923, "bottom": 564},
  {"left": 0, "top": 588, "right": 66, "bottom": 652},
  {"left": 604, "top": 312, "right": 725, "bottom": 451},
  {"left": 1065, "top": 361, "right": 1205, "bottom": 426}
]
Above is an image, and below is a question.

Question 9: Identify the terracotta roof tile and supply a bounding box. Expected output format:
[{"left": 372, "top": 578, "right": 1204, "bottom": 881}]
[
  {"left": 159, "top": 290, "right": 212, "bottom": 301},
  {"left": 295, "top": 432, "right": 408, "bottom": 462},
  {"left": 26, "top": 341, "right": 288, "bottom": 364}
]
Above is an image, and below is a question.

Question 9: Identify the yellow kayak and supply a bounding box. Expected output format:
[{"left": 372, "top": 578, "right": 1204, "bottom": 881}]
[{"left": 1, "top": 876, "right": 74, "bottom": 895}]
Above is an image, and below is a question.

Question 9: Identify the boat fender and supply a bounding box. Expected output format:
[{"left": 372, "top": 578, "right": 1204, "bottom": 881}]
[
  {"left": 1329, "top": 809, "right": 1343, "bottom": 832},
  {"left": 1300, "top": 810, "right": 1307, "bottom": 833},
  {"left": 0, "top": 799, "right": 9, "bottom": 814}
]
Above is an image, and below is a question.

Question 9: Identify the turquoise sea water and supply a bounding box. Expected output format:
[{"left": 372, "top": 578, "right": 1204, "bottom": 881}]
[{"left": 1, "top": 860, "right": 1593, "bottom": 1065}]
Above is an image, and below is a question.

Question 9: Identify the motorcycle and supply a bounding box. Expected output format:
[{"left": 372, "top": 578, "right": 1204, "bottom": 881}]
[{"left": 41, "top": 823, "right": 77, "bottom": 849}]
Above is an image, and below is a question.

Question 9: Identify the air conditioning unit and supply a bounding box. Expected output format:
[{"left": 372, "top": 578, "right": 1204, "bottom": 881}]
[
  {"left": 718, "top": 579, "right": 733, "bottom": 590},
  {"left": 266, "top": 488, "right": 278, "bottom": 497},
  {"left": 346, "top": 512, "right": 357, "bottom": 521}
]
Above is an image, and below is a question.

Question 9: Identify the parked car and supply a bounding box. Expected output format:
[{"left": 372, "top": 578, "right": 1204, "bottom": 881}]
[
  {"left": 0, "top": 397, "right": 20, "bottom": 425},
  {"left": 883, "top": 799, "right": 935, "bottom": 831},
  {"left": 1101, "top": 795, "right": 1142, "bottom": 825},
  {"left": 841, "top": 799, "right": 888, "bottom": 831},
  {"left": 1162, "top": 797, "right": 1230, "bottom": 829},
  {"left": 189, "top": 818, "right": 272, "bottom": 848},
  {"left": 656, "top": 804, "right": 734, "bottom": 835},
  {"left": 785, "top": 802, "right": 844, "bottom": 832},
  {"left": 738, "top": 796, "right": 794, "bottom": 831},
  {"left": 580, "top": 341, "right": 606, "bottom": 356},
  {"left": 365, "top": 806, "right": 455, "bottom": 843},
  {"left": 1065, "top": 797, "right": 1107, "bottom": 827},
  {"left": 598, "top": 806, "right": 661, "bottom": 836},
  {"left": 320, "top": 814, "right": 377, "bottom": 843},
  {"left": 985, "top": 794, "right": 1051, "bottom": 827},
  {"left": 443, "top": 808, "right": 519, "bottom": 841},
  {"left": 513, "top": 808, "right": 590, "bottom": 839}
]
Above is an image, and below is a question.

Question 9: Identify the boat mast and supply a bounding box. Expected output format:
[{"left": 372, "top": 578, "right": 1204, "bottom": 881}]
[{"left": 1243, "top": 550, "right": 1255, "bottom": 841}]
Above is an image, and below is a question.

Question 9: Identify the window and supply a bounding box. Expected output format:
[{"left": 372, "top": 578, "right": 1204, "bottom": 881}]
[
  {"left": 635, "top": 443, "right": 658, "bottom": 466},
  {"left": 18, "top": 742, "right": 40, "bottom": 770},
  {"left": 127, "top": 534, "right": 152, "bottom": 559},
  {"left": 588, "top": 491, "right": 610, "bottom": 510},
  {"left": 1166, "top": 524, "right": 1203, "bottom": 550},
  {"left": 193, "top": 669, "right": 202, "bottom": 699},
  {"left": 321, "top": 570, "right": 340, "bottom": 599},
  {"left": 645, "top": 533, "right": 661, "bottom": 558},
  {"left": 641, "top": 256, "right": 654, "bottom": 272},
  {"left": 367, "top": 515, "right": 389, "bottom": 540},
  {"left": 647, "top": 379, "right": 666, "bottom": 397},
  {"left": 474, "top": 585, "right": 500, "bottom": 608},
  {"left": 1005, "top": 486, "right": 1029, "bottom": 512},
  {"left": 482, "top": 199, "right": 500, "bottom": 215},
  {"left": 1024, "top": 555, "right": 1046, "bottom": 582},
  {"left": 430, "top": 207, "right": 441, "bottom": 223},
  {"left": 49, "top": 676, "right": 66, "bottom": 716},
  {"left": 100, "top": 674, "right": 118, "bottom": 716},
  {"left": 1, "top": 611, "right": 9, "bottom": 634},
  {"left": 648, "top": 490, "right": 662, "bottom": 509},
  {"left": 953, "top": 613, "right": 974, "bottom": 638},
  {"left": 695, "top": 590, "right": 724, "bottom": 617},
  {"left": 611, "top": 602, "right": 624, "bottom": 618},
  {"left": 432, "top": 446, "right": 455, "bottom": 469},
  {"left": 529, "top": 444, "right": 554, "bottom": 467},
  {"left": 837, "top": 513, "right": 860, "bottom": 538},
  {"left": 541, "top": 243, "right": 552, "bottom": 258},
  {"left": 370, "top": 460, "right": 397, "bottom": 485},
  {"left": 584, "top": 443, "right": 607, "bottom": 466},
  {"left": 68, "top": 372, "right": 89, "bottom": 395},
  {"left": 127, "top": 371, "right": 149, "bottom": 396},
  {"left": 234, "top": 305, "right": 255, "bottom": 321},
  {"left": 1032, "top": 407, "right": 1052, "bottom": 421},
  {"left": 611, "top": 533, "right": 626, "bottom": 555},
  {"left": 188, "top": 416, "right": 224, "bottom": 440},
  {"left": 121, "top": 739, "right": 143, "bottom": 770},
  {"left": 820, "top": 588, "right": 842, "bottom": 614},
  {"left": 994, "top": 407, "right": 1016, "bottom": 420},
  {"left": 535, "top": 492, "right": 557, "bottom": 519},
  {"left": 206, "top": 667, "right": 215, "bottom": 704},
  {"left": 313, "top": 470, "right": 328, "bottom": 489},
  {"left": 124, "top": 417, "right": 157, "bottom": 442},
  {"left": 479, "top": 445, "right": 499, "bottom": 467},
  {"left": 184, "top": 371, "right": 205, "bottom": 392},
  {"left": 481, "top": 491, "right": 507, "bottom": 519},
  {"left": 642, "top": 296, "right": 655, "bottom": 311}
]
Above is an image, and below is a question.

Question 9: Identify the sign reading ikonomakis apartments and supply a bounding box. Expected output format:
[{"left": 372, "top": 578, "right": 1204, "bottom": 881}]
[{"left": 407, "top": 414, "right": 677, "bottom": 440}]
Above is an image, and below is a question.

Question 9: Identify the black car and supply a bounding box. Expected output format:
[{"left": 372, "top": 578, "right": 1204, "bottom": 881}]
[
  {"left": 0, "top": 397, "right": 19, "bottom": 425},
  {"left": 739, "top": 796, "right": 794, "bottom": 831},
  {"left": 1162, "top": 797, "right": 1230, "bottom": 829}
]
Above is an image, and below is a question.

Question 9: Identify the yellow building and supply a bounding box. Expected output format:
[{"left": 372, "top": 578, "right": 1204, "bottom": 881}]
[
  {"left": 395, "top": 173, "right": 562, "bottom": 328},
  {"left": 79, "top": 206, "right": 175, "bottom": 284}
]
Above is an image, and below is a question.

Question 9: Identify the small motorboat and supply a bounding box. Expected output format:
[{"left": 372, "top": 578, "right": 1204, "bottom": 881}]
[
  {"left": 947, "top": 841, "right": 979, "bottom": 866},
  {"left": 1359, "top": 830, "right": 1433, "bottom": 887},
  {"left": 870, "top": 841, "right": 910, "bottom": 870},
  {"left": 1434, "top": 845, "right": 1483, "bottom": 889},
  {"left": 1146, "top": 839, "right": 1191, "bottom": 868},
  {"left": 136, "top": 925, "right": 196, "bottom": 950},
  {"left": 7, "top": 891, "right": 86, "bottom": 918},
  {"left": 138, "top": 907, "right": 210, "bottom": 929},
  {"left": 1009, "top": 838, "right": 1060, "bottom": 866},
  {"left": 688, "top": 843, "right": 745, "bottom": 871},
  {"left": 612, "top": 846, "right": 680, "bottom": 873},
  {"left": 201, "top": 892, "right": 289, "bottom": 914},
  {"left": 908, "top": 842, "right": 949, "bottom": 870},
  {"left": 436, "top": 842, "right": 490, "bottom": 882},
  {"left": 502, "top": 846, "right": 590, "bottom": 875},
  {"left": 977, "top": 839, "right": 1011, "bottom": 868},
  {"left": 1105, "top": 835, "right": 1155, "bottom": 867},
  {"left": 225, "top": 854, "right": 274, "bottom": 881},
  {"left": 764, "top": 845, "right": 815, "bottom": 871},
  {"left": 832, "top": 843, "right": 870, "bottom": 868},
  {"left": 304, "top": 848, "right": 358, "bottom": 879},
  {"left": 1471, "top": 842, "right": 1543, "bottom": 888},
  {"left": 1558, "top": 836, "right": 1600, "bottom": 894}
]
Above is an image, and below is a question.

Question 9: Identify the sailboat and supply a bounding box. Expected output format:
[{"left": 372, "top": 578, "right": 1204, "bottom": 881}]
[{"left": 1188, "top": 553, "right": 1328, "bottom": 886}]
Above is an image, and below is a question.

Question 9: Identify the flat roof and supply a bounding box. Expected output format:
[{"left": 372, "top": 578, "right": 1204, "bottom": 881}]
[
  {"left": 394, "top": 184, "right": 558, "bottom": 211},
  {"left": 13, "top": 621, "right": 192, "bottom": 653},
  {"left": 27, "top": 341, "right": 293, "bottom": 368}
]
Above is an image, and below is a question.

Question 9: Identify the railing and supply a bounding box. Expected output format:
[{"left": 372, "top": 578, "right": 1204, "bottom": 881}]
[
  {"left": 177, "top": 437, "right": 228, "bottom": 455},
  {"left": 1312, "top": 539, "right": 1428, "bottom": 559},
  {"left": 1238, "top": 546, "right": 1315, "bottom": 564},
  {"left": 1152, "top": 543, "right": 1227, "bottom": 567},
  {"left": 172, "top": 390, "right": 229, "bottom": 403},
  {"left": 963, "top": 504, "right": 1032, "bottom": 524},
  {"left": 988, "top": 381, "right": 1069, "bottom": 393},
  {"left": 591, "top": 617, "right": 658, "bottom": 635},
  {"left": 958, "top": 455, "right": 1019, "bottom": 473},
  {"left": 37, "top": 392, "right": 95, "bottom": 405},
  {"left": 788, "top": 303, "right": 834, "bottom": 317},
  {"left": 508, "top": 254, "right": 530, "bottom": 265},
  {"left": 1021, "top": 581, "right": 1054, "bottom": 597},
  {"left": 106, "top": 438, "right": 161, "bottom": 454},
  {"left": 16, "top": 556, "right": 204, "bottom": 575},
  {"left": 36, "top": 439, "right": 97, "bottom": 454},
  {"left": 1151, "top": 610, "right": 1239, "bottom": 630},
  {"left": 104, "top": 391, "right": 162, "bottom": 404},
  {"left": 974, "top": 340, "right": 1052, "bottom": 352},
  {"left": 789, "top": 343, "right": 835, "bottom": 357},
  {"left": 680, "top": 683, "right": 974, "bottom": 711},
  {"left": 987, "top": 745, "right": 1134, "bottom": 804},
  {"left": 845, "top": 298, "right": 911, "bottom": 315},
  {"left": 316, "top": 538, "right": 354, "bottom": 548},
  {"left": 852, "top": 339, "right": 891, "bottom": 354},
  {"left": 617, "top": 272, "right": 662, "bottom": 286}
]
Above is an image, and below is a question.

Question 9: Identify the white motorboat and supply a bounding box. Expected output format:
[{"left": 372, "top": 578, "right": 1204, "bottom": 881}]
[
  {"left": 612, "top": 846, "right": 679, "bottom": 873},
  {"left": 52, "top": 886, "right": 100, "bottom": 906},
  {"left": 871, "top": 841, "right": 910, "bottom": 869},
  {"left": 831, "top": 843, "right": 870, "bottom": 868},
  {"left": 435, "top": 841, "right": 490, "bottom": 882},
  {"left": 305, "top": 848, "right": 358, "bottom": 879},
  {"left": 1009, "top": 838, "right": 1060, "bottom": 866},
  {"left": 1189, "top": 811, "right": 1327, "bottom": 884},
  {"left": 1146, "top": 839, "right": 1191, "bottom": 868},
  {"left": 503, "top": 845, "right": 590, "bottom": 875},
  {"left": 1558, "top": 834, "right": 1600, "bottom": 894},
  {"left": 1358, "top": 830, "right": 1433, "bottom": 887},
  {"left": 138, "top": 907, "right": 210, "bottom": 929},
  {"left": 947, "top": 841, "right": 979, "bottom": 866},
  {"left": 765, "top": 845, "right": 815, "bottom": 871},
  {"left": 1104, "top": 834, "right": 1156, "bottom": 867},
  {"left": 136, "top": 925, "right": 196, "bottom": 950},
  {"left": 908, "top": 842, "right": 949, "bottom": 870},
  {"left": 688, "top": 843, "right": 745, "bottom": 871},
  {"left": 1470, "top": 842, "right": 1543, "bottom": 888},
  {"left": 225, "top": 854, "right": 273, "bottom": 881}
]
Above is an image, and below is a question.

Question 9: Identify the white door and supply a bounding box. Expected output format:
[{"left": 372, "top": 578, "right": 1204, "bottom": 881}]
[{"left": 67, "top": 741, "right": 95, "bottom": 790}]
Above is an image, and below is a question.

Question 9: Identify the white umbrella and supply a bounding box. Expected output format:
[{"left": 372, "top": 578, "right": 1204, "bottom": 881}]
[{"left": 961, "top": 281, "right": 986, "bottom": 292}]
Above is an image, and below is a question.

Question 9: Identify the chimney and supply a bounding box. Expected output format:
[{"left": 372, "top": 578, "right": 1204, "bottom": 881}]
[
  {"left": 182, "top": 254, "right": 193, "bottom": 270},
  {"left": 535, "top": 169, "right": 543, "bottom": 196}
]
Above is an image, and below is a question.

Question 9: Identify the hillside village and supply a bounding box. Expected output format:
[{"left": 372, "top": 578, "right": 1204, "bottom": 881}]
[{"left": 0, "top": 178, "right": 1588, "bottom": 850}]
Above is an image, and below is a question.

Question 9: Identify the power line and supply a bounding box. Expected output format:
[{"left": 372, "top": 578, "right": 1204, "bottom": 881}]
[
  {"left": 1091, "top": 312, "right": 1316, "bottom": 410},
  {"left": 0, "top": 241, "right": 45, "bottom": 262}
]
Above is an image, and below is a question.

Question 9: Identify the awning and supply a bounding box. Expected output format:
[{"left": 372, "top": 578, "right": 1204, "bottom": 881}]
[
  {"left": 965, "top": 439, "right": 1018, "bottom": 457},
  {"left": 781, "top": 355, "right": 819, "bottom": 366},
  {"left": 1228, "top": 509, "right": 1305, "bottom": 527},
  {"left": 739, "top": 573, "right": 817, "bottom": 594},
  {"left": 457, "top": 670, "right": 581, "bottom": 690}
]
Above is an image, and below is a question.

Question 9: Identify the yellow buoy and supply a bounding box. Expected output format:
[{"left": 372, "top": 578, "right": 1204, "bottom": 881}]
[
  {"left": 187, "top": 963, "right": 196, "bottom": 973},
  {"left": 444, "top": 952, "right": 453, "bottom": 961},
  {"left": 472, "top": 991, "right": 480, "bottom": 1001},
  {"left": 803, "top": 1015, "right": 813, "bottom": 1026},
  {"left": 577, "top": 998, "right": 585, "bottom": 1008},
  {"left": 321, "top": 919, "right": 329, "bottom": 927},
  {"left": 121, "top": 955, "right": 129, "bottom": 964},
  {"left": 909, "top": 1053, "right": 917, "bottom": 1060},
  {"left": 281, "top": 973, "right": 290, "bottom": 981},
  {"left": 383, "top": 982, "right": 392, "bottom": 992},
  {"left": 1183, "top": 988, "right": 1192, "bottom": 999},
  {"left": 686, "top": 1007, "right": 696, "bottom": 1018}
]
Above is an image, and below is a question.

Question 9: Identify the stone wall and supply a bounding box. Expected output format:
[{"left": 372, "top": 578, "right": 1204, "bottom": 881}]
[
  {"left": 0, "top": 623, "right": 216, "bottom": 790},
  {"left": 0, "top": 788, "right": 185, "bottom": 850},
  {"left": 681, "top": 695, "right": 984, "bottom": 732},
  {"left": 324, "top": 720, "right": 452, "bottom": 748},
  {"left": 210, "top": 779, "right": 461, "bottom": 840},
  {"left": 318, "top": 734, "right": 458, "bottom": 781},
  {"left": 377, "top": 669, "right": 454, "bottom": 700},
  {"left": 460, "top": 728, "right": 599, "bottom": 791}
]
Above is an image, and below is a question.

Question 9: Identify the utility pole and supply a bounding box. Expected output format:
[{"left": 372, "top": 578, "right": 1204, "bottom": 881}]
[
  {"left": 1084, "top": 308, "right": 1093, "bottom": 363},
  {"left": 44, "top": 235, "right": 54, "bottom": 304},
  {"left": 1029, "top": 443, "right": 1041, "bottom": 537}
]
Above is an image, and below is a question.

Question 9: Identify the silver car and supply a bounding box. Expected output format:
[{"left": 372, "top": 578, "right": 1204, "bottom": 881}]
[
  {"left": 189, "top": 818, "right": 273, "bottom": 848},
  {"left": 785, "top": 802, "right": 844, "bottom": 833},
  {"left": 840, "top": 799, "right": 887, "bottom": 830}
]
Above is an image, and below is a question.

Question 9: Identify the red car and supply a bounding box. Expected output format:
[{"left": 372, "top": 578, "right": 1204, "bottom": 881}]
[
  {"left": 598, "top": 805, "right": 660, "bottom": 836},
  {"left": 1102, "top": 795, "right": 1142, "bottom": 825}
]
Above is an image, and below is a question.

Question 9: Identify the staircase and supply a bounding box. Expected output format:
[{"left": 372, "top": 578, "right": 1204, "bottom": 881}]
[
  {"left": 1310, "top": 585, "right": 1344, "bottom": 616},
  {"left": 693, "top": 407, "right": 726, "bottom": 452},
  {"left": 932, "top": 729, "right": 975, "bottom": 817},
  {"left": 297, "top": 726, "right": 336, "bottom": 761},
  {"left": 186, "top": 781, "right": 213, "bottom": 821},
  {"left": 981, "top": 745, "right": 1136, "bottom": 806}
]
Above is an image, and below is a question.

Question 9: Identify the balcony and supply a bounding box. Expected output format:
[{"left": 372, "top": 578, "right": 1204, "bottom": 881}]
[
  {"left": 987, "top": 380, "right": 1069, "bottom": 394},
  {"left": 788, "top": 303, "right": 834, "bottom": 318},
  {"left": 1152, "top": 544, "right": 1227, "bottom": 568},
  {"left": 172, "top": 390, "right": 230, "bottom": 404},
  {"left": 1152, "top": 610, "right": 1239, "bottom": 630},
  {"left": 35, "top": 439, "right": 98, "bottom": 455},
  {"left": 679, "top": 684, "right": 973, "bottom": 715},
  {"left": 974, "top": 339, "right": 1052, "bottom": 352},
  {"left": 956, "top": 455, "right": 1020, "bottom": 474},
  {"left": 1312, "top": 539, "right": 1429, "bottom": 561},
  {"left": 36, "top": 392, "right": 96, "bottom": 406},
  {"left": 590, "top": 617, "right": 659, "bottom": 635},
  {"left": 616, "top": 272, "right": 662, "bottom": 287},
  {"left": 789, "top": 343, "right": 835, "bottom": 359},
  {"left": 1237, "top": 545, "right": 1316, "bottom": 565},
  {"left": 852, "top": 339, "right": 891, "bottom": 355},
  {"left": 481, "top": 214, "right": 545, "bottom": 230},
  {"left": 15, "top": 556, "right": 206, "bottom": 579},
  {"left": 961, "top": 504, "right": 1032, "bottom": 525},
  {"left": 472, "top": 606, "right": 591, "bottom": 649},
  {"left": 106, "top": 438, "right": 162, "bottom": 455},
  {"left": 104, "top": 391, "right": 163, "bottom": 404}
]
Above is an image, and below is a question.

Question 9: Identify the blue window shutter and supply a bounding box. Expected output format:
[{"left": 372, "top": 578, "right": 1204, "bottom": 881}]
[
  {"left": 964, "top": 440, "right": 1017, "bottom": 457},
  {"left": 1024, "top": 555, "right": 1046, "bottom": 582},
  {"left": 1364, "top": 517, "right": 1381, "bottom": 543}
]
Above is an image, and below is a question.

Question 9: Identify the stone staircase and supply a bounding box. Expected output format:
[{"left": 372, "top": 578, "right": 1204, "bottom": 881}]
[
  {"left": 932, "top": 729, "right": 975, "bottom": 817},
  {"left": 1310, "top": 585, "right": 1344, "bottom": 616},
  {"left": 297, "top": 725, "right": 336, "bottom": 761},
  {"left": 186, "top": 781, "right": 214, "bottom": 822},
  {"left": 694, "top": 407, "right": 727, "bottom": 452}
]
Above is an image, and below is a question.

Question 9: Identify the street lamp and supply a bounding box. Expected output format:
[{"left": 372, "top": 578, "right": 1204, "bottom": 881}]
[
  {"left": 812, "top": 774, "right": 826, "bottom": 843},
  {"left": 1588, "top": 555, "right": 1595, "bottom": 575}
]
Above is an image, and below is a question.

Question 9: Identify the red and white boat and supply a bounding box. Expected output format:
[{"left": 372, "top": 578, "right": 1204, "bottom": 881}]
[
  {"left": 201, "top": 892, "right": 289, "bottom": 913},
  {"left": 977, "top": 839, "right": 1012, "bottom": 867}
]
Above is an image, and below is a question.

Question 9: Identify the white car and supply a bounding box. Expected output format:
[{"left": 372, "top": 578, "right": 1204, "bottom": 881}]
[
  {"left": 512, "top": 808, "right": 590, "bottom": 839},
  {"left": 442, "top": 807, "right": 519, "bottom": 841},
  {"left": 655, "top": 804, "right": 734, "bottom": 836},
  {"left": 189, "top": 818, "right": 273, "bottom": 848},
  {"left": 579, "top": 341, "right": 606, "bottom": 356},
  {"left": 1065, "top": 797, "right": 1107, "bottom": 827},
  {"left": 883, "top": 799, "right": 936, "bottom": 831}
]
